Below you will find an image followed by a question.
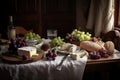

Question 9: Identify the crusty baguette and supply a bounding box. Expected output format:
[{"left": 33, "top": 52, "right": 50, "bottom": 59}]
[{"left": 80, "top": 41, "right": 102, "bottom": 51}]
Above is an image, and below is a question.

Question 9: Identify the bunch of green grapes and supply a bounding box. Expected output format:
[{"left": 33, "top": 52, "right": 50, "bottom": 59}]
[
  {"left": 66, "top": 29, "right": 91, "bottom": 41},
  {"left": 49, "top": 37, "right": 65, "bottom": 48},
  {"left": 24, "top": 32, "right": 41, "bottom": 41}
]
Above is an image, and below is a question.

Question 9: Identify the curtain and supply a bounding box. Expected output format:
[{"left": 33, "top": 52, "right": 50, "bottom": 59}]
[{"left": 76, "top": 0, "right": 114, "bottom": 37}]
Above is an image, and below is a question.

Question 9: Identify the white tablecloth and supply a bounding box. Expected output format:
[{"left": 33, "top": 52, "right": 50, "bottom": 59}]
[{"left": 0, "top": 55, "right": 87, "bottom": 80}]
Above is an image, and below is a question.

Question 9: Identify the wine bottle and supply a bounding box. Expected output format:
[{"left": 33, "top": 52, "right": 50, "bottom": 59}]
[{"left": 7, "top": 16, "right": 16, "bottom": 40}]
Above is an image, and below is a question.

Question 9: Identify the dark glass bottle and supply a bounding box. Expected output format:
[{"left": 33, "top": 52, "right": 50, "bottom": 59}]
[{"left": 7, "top": 16, "right": 16, "bottom": 40}]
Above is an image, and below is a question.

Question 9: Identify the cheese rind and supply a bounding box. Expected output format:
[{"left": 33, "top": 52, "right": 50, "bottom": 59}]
[
  {"left": 70, "top": 50, "right": 88, "bottom": 60},
  {"left": 18, "top": 46, "right": 37, "bottom": 59}
]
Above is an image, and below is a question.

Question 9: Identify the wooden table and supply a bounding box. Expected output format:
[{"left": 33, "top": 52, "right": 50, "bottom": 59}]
[{"left": 83, "top": 53, "right": 120, "bottom": 80}]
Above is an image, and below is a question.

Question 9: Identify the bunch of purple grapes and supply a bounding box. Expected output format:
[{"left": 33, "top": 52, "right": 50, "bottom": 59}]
[
  {"left": 66, "top": 33, "right": 77, "bottom": 42},
  {"left": 46, "top": 49, "right": 57, "bottom": 60},
  {"left": 16, "top": 38, "right": 27, "bottom": 48},
  {"left": 8, "top": 38, "right": 27, "bottom": 55},
  {"left": 8, "top": 39, "right": 18, "bottom": 55},
  {"left": 89, "top": 49, "right": 109, "bottom": 59},
  {"left": 89, "top": 51, "right": 101, "bottom": 59}
]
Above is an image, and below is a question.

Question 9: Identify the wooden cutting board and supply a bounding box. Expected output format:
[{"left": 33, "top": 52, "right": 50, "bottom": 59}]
[{"left": 1, "top": 53, "right": 44, "bottom": 64}]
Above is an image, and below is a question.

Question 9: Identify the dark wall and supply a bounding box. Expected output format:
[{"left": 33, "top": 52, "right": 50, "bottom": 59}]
[
  {"left": 42, "top": 0, "right": 76, "bottom": 38},
  {"left": 0, "top": 0, "right": 12, "bottom": 39},
  {"left": 0, "top": 0, "right": 76, "bottom": 39}
]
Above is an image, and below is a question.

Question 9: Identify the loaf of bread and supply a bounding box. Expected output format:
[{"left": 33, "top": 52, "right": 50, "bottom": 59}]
[
  {"left": 104, "top": 41, "right": 115, "bottom": 54},
  {"left": 80, "top": 41, "right": 102, "bottom": 51}
]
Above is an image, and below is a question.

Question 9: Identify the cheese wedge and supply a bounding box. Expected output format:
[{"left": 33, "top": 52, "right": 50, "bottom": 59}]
[{"left": 18, "top": 46, "right": 37, "bottom": 59}]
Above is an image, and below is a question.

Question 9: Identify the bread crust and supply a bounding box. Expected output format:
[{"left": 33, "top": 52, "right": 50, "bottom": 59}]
[
  {"left": 80, "top": 41, "right": 102, "bottom": 51},
  {"left": 104, "top": 41, "right": 114, "bottom": 54}
]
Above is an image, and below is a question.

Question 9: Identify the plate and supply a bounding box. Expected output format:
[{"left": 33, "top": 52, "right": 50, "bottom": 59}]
[
  {"left": 26, "top": 40, "right": 38, "bottom": 46},
  {"left": 57, "top": 50, "right": 70, "bottom": 55},
  {"left": 57, "top": 46, "right": 81, "bottom": 55},
  {"left": 1, "top": 52, "right": 44, "bottom": 64},
  {"left": 0, "top": 39, "right": 9, "bottom": 45}
]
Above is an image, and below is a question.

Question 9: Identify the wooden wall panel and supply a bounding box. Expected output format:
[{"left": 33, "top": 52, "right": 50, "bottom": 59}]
[
  {"left": 11, "top": 0, "right": 39, "bottom": 14},
  {"left": 10, "top": 0, "right": 42, "bottom": 36},
  {"left": 0, "top": 0, "right": 76, "bottom": 38},
  {"left": 42, "top": 0, "right": 76, "bottom": 38}
]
